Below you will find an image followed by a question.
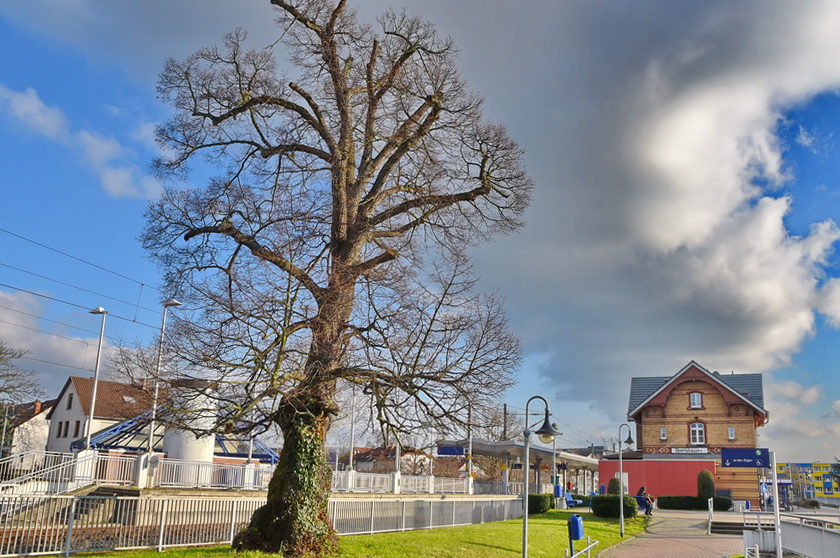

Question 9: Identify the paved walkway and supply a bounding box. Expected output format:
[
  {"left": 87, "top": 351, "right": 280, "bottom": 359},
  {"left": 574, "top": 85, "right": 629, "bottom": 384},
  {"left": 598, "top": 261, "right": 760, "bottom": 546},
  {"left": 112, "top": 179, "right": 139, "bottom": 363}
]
[{"left": 598, "top": 509, "right": 744, "bottom": 558}]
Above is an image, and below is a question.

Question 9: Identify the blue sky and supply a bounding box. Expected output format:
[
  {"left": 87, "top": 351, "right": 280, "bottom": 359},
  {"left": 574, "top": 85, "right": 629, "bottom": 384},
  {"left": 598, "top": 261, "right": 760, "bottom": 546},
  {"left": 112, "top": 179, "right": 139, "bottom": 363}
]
[{"left": 2, "top": 1, "right": 840, "bottom": 462}]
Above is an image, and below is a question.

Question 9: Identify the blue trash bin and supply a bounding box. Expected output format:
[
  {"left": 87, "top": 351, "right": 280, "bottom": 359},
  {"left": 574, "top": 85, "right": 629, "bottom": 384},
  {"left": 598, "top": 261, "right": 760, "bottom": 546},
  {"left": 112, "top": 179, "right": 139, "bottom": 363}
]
[
  {"left": 554, "top": 484, "right": 563, "bottom": 498},
  {"left": 568, "top": 514, "right": 584, "bottom": 540},
  {"left": 745, "top": 500, "right": 751, "bottom": 510}
]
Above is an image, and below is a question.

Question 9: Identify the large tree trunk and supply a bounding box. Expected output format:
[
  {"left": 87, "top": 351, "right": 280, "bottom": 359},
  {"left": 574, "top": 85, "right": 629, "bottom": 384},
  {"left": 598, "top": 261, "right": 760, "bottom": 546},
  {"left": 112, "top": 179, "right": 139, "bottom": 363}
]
[{"left": 233, "top": 389, "right": 337, "bottom": 556}]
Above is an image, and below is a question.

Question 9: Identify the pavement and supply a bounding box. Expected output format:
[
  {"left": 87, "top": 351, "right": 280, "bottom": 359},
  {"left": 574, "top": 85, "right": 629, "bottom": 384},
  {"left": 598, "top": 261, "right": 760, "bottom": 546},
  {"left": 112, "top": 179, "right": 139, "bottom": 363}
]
[{"left": 598, "top": 509, "right": 744, "bottom": 558}]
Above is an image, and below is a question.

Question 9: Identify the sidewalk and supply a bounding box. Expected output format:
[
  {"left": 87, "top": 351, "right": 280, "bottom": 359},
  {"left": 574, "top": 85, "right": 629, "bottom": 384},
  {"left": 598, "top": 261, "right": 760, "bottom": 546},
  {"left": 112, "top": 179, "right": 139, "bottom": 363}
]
[{"left": 598, "top": 509, "right": 743, "bottom": 558}]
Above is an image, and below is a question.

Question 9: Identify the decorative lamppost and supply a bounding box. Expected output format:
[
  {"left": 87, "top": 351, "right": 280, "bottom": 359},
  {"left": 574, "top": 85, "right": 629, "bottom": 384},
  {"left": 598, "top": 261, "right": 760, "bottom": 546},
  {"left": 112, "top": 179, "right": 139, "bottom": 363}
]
[
  {"left": 148, "top": 298, "right": 181, "bottom": 455},
  {"left": 618, "top": 422, "right": 634, "bottom": 537},
  {"left": 84, "top": 307, "right": 107, "bottom": 450},
  {"left": 522, "top": 396, "right": 560, "bottom": 558}
]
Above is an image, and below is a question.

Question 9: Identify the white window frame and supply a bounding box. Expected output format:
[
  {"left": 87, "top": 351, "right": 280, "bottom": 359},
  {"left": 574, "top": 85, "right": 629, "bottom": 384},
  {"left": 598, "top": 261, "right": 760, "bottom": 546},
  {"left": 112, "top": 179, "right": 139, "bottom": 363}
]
[
  {"left": 689, "top": 392, "right": 702, "bottom": 409},
  {"left": 689, "top": 422, "right": 705, "bottom": 445},
  {"left": 728, "top": 426, "right": 735, "bottom": 440},
  {"left": 660, "top": 427, "right": 667, "bottom": 440}
]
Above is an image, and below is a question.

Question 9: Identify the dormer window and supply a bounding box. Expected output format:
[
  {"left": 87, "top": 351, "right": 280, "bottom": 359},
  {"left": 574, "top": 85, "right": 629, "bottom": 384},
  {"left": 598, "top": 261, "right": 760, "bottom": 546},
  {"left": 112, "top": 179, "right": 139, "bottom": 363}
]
[{"left": 689, "top": 392, "right": 702, "bottom": 409}]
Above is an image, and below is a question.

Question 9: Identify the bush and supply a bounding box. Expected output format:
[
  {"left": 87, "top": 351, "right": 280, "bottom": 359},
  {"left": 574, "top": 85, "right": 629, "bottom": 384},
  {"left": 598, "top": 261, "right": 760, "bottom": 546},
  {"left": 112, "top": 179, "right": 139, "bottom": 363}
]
[
  {"left": 795, "top": 499, "right": 820, "bottom": 509},
  {"left": 697, "top": 470, "right": 715, "bottom": 500},
  {"left": 591, "top": 495, "right": 637, "bottom": 518},
  {"left": 607, "top": 477, "right": 621, "bottom": 495},
  {"left": 656, "top": 495, "right": 732, "bottom": 511},
  {"left": 527, "top": 493, "right": 552, "bottom": 514}
]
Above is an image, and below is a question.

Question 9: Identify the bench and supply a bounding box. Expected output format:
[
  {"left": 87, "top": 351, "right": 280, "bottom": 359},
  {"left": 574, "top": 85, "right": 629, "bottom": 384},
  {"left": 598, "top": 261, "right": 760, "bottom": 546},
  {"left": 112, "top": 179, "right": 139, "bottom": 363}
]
[{"left": 565, "top": 492, "right": 583, "bottom": 507}]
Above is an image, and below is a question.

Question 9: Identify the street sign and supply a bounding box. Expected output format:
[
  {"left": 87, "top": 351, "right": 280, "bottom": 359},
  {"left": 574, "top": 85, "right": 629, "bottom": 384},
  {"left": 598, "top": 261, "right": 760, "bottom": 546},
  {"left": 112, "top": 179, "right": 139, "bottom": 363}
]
[
  {"left": 721, "top": 447, "right": 770, "bottom": 467},
  {"left": 437, "top": 446, "right": 465, "bottom": 456}
]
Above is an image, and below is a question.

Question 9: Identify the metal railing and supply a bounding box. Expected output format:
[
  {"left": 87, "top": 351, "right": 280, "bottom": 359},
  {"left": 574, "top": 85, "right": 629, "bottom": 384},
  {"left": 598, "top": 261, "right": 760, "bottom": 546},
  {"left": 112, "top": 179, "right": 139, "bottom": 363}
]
[
  {"left": 0, "top": 493, "right": 522, "bottom": 556},
  {"left": 330, "top": 496, "right": 521, "bottom": 535},
  {"left": 742, "top": 511, "right": 840, "bottom": 558},
  {"left": 0, "top": 452, "right": 74, "bottom": 482}
]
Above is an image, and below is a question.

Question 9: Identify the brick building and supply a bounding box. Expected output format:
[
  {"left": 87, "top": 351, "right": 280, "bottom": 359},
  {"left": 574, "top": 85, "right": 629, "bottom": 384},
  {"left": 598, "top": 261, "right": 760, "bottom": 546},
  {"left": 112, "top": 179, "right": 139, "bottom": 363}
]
[{"left": 600, "top": 361, "right": 768, "bottom": 505}]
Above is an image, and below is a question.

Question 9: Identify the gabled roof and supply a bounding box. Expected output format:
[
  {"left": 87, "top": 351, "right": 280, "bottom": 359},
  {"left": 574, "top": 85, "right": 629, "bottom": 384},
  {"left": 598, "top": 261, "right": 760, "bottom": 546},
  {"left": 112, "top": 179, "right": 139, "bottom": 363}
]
[
  {"left": 46, "top": 376, "right": 153, "bottom": 420},
  {"left": 627, "top": 360, "right": 767, "bottom": 420},
  {"left": 10, "top": 399, "right": 56, "bottom": 427}
]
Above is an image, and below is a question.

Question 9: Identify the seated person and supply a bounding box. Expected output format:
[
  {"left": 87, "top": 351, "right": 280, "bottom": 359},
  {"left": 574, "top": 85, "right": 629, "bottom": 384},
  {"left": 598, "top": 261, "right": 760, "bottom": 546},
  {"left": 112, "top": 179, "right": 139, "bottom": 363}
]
[{"left": 636, "top": 486, "right": 654, "bottom": 516}]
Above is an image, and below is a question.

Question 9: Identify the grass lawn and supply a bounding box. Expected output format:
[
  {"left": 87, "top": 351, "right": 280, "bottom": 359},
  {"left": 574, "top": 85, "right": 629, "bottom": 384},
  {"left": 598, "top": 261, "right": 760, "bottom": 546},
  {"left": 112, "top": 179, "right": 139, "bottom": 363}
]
[{"left": 74, "top": 510, "right": 647, "bottom": 558}]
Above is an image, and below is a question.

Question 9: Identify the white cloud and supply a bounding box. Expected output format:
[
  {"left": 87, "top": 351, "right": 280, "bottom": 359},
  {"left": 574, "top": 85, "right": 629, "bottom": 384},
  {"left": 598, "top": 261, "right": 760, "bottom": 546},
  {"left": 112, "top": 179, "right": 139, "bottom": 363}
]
[
  {"left": 0, "top": 85, "right": 69, "bottom": 141},
  {"left": 0, "top": 84, "right": 161, "bottom": 199}
]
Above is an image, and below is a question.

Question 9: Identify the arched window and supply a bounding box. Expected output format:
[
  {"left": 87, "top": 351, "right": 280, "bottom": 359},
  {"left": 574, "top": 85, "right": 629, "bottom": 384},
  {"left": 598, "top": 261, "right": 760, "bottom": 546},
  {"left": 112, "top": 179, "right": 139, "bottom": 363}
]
[
  {"left": 689, "top": 392, "right": 702, "bottom": 409},
  {"left": 689, "top": 422, "right": 705, "bottom": 445}
]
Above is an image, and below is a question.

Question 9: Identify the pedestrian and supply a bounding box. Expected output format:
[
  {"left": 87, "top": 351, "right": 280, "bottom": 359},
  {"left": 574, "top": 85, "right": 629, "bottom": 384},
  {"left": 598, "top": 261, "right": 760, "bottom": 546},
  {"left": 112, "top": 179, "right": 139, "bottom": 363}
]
[{"left": 637, "top": 486, "right": 654, "bottom": 516}]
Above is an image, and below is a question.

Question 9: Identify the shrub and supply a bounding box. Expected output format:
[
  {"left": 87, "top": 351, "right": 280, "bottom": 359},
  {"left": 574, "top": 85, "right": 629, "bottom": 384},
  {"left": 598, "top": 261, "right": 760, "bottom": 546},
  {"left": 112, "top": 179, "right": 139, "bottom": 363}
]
[
  {"left": 697, "top": 470, "right": 715, "bottom": 500},
  {"left": 591, "top": 495, "right": 637, "bottom": 518},
  {"left": 712, "top": 497, "right": 733, "bottom": 511},
  {"left": 528, "top": 493, "right": 552, "bottom": 514},
  {"left": 607, "top": 477, "right": 621, "bottom": 495},
  {"left": 656, "top": 495, "right": 732, "bottom": 511}
]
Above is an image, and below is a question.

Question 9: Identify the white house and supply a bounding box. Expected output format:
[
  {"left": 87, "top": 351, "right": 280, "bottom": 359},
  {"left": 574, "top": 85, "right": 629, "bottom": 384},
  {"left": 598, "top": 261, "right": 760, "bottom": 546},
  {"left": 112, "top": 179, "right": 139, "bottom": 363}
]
[
  {"left": 7, "top": 399, "right": 55, "bottom": 467},
  {"left": 45, "top": 376, "right": 151, "bottom": 453}
]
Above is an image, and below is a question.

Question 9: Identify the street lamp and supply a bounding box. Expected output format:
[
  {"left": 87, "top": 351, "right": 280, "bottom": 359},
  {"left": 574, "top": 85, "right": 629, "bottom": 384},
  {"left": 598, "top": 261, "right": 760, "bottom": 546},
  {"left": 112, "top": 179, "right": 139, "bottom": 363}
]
[
  {"left": 148, "top": 298, "right": 181, "bottom": 455},
  {"left": 84, "top": 307, "right": 107, "bottom": 450},
  {"left": 618, "top": 422, "right": 634, "bottom": 537},
  {"left": 522, "top": 396, "right": 560, "bottom": 558}
]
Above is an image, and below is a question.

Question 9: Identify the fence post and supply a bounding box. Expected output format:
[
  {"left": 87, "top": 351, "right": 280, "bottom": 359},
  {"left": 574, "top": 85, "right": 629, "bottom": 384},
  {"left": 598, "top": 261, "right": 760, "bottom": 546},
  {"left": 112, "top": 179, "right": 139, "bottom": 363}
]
[
  {"left": 401, "top": 500, "right": 406, "bottom": 531},
  {"left": 228, "top": 499, "right": 238, "bottom": 544},
  {"left": 63, "top": 497, "right": 78, "bottom": 557},
  {"left": 369, "top": 500, "right": 375, "bottom": 534},
  {"left": 157, "top": 498, "right": 168, "bottom": 552}
]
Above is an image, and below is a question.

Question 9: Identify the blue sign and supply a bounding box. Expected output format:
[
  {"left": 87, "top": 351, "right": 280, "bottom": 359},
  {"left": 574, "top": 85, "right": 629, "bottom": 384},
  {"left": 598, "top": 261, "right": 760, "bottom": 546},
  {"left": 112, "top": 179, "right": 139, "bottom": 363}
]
[
  {"left": 437, "top": 446, "right": 465, "bottom": 456},
  {"left": 721, "top": 448, "right": 770, "bottom": 468}
]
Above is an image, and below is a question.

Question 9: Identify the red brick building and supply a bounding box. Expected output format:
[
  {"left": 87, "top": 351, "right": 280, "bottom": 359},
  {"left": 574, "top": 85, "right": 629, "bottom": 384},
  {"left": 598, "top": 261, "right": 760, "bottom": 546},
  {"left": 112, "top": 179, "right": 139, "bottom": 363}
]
[{"left": 600, "top": 361, "right": 768, "bottom": 504}]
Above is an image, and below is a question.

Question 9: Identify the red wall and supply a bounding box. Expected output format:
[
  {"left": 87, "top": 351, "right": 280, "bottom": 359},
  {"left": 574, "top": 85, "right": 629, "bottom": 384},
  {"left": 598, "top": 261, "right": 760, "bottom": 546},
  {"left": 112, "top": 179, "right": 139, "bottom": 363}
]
[{"left": 598, "top": 460, "right": 717, "bottom": 497}]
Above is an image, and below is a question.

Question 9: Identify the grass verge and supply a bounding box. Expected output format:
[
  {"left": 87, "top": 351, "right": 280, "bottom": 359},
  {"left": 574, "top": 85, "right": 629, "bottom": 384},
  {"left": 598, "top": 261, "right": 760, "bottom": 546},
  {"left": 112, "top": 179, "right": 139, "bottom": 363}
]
[{"left": 74, "top": 511, "right": 647, "bottom": 557}]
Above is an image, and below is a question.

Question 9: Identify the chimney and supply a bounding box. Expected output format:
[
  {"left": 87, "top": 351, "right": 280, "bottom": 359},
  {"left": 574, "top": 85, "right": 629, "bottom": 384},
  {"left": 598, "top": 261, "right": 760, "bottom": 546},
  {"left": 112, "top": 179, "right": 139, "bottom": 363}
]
[{"left": 34, "top": 400, "right": 41, "bottom": 415}]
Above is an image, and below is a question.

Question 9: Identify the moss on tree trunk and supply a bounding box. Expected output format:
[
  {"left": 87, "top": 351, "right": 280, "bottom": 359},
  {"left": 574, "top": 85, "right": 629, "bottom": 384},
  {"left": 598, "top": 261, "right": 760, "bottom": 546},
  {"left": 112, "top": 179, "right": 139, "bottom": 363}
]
[{"left": 233, "top": 394, "right": 337, "bottom": 556}]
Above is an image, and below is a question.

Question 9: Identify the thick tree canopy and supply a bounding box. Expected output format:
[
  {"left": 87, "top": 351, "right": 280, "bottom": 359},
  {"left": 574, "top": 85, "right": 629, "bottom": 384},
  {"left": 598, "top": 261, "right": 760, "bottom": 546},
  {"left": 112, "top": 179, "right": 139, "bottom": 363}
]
[{"left": 144, "top": 0, "right": 531, "bottom": 554}]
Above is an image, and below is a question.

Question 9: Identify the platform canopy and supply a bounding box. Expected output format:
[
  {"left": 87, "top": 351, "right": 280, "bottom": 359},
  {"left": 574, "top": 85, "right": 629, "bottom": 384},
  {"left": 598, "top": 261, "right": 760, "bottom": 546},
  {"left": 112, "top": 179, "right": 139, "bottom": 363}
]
[
  {"left": 68, "top": 409, "right": 279, "bottom": 464},
  {"left": 436, "top": 439, "right": 598, "bottom": 471}
]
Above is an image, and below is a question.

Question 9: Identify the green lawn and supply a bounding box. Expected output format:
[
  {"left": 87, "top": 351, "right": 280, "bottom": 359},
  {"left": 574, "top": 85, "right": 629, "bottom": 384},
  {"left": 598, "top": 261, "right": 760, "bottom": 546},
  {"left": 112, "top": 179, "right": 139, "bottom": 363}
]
[{"left": 74, "top": 511, "right": 647, "bottom": 557}]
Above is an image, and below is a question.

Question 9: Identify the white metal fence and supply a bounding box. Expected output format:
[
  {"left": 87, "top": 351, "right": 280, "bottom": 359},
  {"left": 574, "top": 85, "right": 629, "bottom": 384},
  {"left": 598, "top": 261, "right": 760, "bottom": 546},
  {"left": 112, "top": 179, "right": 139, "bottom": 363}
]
[{"left": 0, "top": 494, "right": 522, "bottom": 556}]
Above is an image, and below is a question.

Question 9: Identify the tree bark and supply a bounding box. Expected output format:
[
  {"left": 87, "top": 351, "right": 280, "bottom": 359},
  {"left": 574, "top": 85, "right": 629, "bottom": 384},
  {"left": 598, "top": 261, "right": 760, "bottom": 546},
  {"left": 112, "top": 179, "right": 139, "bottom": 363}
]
[{"left": 234, "top": 389, "right": 337, "bottom": 555}]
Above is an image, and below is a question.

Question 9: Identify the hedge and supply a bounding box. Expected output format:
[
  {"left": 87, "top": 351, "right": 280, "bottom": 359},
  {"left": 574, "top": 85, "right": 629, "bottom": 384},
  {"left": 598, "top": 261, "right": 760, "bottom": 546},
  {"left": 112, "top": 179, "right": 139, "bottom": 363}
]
[
  {"left": 591, "top": 495, "right": 638, "bottom": 518},
  {"left": 656, "top": 495, "right": 732, "bottom": 511},
  {"left": 528, "top": 493, "right": 552, "bottom": 514}
]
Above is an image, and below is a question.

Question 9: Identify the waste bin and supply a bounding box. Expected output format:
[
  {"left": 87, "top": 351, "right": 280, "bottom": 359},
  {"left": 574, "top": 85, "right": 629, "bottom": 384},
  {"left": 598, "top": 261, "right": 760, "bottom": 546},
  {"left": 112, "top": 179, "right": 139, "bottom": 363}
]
[
  {"left": 745, "top": 500, "right": 751, "bottom": 510},
  {"left": 568, "top": 513, "right": 584, "bottom": 553}
]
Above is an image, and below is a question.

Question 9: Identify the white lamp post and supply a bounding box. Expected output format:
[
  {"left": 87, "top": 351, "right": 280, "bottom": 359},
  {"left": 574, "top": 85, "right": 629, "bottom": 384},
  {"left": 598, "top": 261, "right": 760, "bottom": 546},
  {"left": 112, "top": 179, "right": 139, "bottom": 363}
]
[
  {"left": 148, "top": 298, "right": 181, "bottom": 455},
  {"left": 618, "top": 422, "right": 634, "bottom": 537},
  {"left": 84, "top": 307, "right": 107, "bottom": 450},
  {"left": 522, "top": 396, "right": 560, "bottom": 558}
]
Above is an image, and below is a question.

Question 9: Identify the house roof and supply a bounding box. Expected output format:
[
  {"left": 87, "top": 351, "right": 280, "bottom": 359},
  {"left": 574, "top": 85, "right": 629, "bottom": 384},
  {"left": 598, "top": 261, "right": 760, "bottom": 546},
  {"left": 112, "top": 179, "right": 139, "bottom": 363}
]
[
  {"left": 46, "top": 376, "right": 153, "bottom": 420},
  {"left": 9, "top": 399, "right": 56, "bottom": 427},
  {"left": 627, "top": 360, "right": 766, "bottom": 419}
]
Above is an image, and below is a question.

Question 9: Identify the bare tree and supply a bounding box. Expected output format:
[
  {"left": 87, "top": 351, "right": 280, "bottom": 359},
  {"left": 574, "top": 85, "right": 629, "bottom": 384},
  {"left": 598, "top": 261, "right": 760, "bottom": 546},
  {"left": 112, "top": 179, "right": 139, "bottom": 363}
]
[
  {"left": 0, "top": 343, "right": 43, "bottom": 404},
  {"left": 145, "top": 1, "right": 530, "bottom": 554}
]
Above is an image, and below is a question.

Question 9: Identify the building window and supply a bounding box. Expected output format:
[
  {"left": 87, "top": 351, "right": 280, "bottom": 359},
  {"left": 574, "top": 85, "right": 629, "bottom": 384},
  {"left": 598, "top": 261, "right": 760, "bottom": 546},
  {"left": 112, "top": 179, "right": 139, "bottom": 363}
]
[
  {"left": 689, "top": 422, "right": 705, "bottom": 445},
  {"left": 660, "top": 427, "right": 667, "bottom": 440},
  {"left": 73, "top": 421, "right": 80, "bottom": 438},
  {"left": 728, "top": 427, "right": 735, "bottom": 440},
  {"left": 689, "top": 392, "right": 703, "bottom": 409},
  {"left": 67, "top": 393, "right": 74, "bottom": 410}
]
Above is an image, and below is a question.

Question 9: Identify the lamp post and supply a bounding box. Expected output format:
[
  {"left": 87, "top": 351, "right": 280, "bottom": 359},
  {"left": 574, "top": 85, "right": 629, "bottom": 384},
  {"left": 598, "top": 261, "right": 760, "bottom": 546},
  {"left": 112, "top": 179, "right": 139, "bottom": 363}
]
[
  {"left": 618, "top": 422, "right": 634, "bottom": 537},
  {"left": 84, "top": 307, "right": 107, "bottom": 450},
  {"left": 148, "top": 298, "right": 181, "bottom": 455},
  {"left": 522, "top": 396, "right": 560, "bottom": 558}
]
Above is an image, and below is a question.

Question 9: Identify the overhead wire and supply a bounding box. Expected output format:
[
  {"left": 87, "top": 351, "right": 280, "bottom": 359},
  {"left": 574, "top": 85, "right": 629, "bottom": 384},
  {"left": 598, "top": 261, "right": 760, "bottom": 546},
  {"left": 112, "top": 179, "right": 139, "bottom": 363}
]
[
  {"left": 0, "top": 262, "right": 160, "bottom": 315},
  {"left": 0, "top": 227, "right": 159, "bottom": 290},
  {"left": 0, "top": 282, "right": 158, "bottom": 330}
]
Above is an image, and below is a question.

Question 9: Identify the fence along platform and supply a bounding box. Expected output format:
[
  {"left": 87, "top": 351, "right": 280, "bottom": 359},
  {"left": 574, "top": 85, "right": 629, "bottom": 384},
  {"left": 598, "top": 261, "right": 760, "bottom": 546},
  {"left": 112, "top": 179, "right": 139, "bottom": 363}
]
[{"left": 0, "top": 493, "right": 521, "bottom": 556}]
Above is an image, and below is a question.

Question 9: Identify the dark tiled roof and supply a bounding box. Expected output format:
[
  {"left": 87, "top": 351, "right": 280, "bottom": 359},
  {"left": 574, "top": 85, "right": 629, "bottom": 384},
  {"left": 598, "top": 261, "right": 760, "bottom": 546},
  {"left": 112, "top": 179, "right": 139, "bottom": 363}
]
[
  {"left": 67, "top": 376, "right": 153, "bottom": 419},
  {"left": 627, "top": 363, "right": 765, "bottom": 416}
]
